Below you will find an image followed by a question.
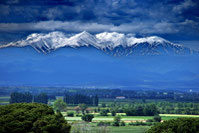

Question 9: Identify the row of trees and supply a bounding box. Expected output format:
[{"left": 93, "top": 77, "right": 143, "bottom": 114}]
[
  {"left": 3, "top": 88, "right": 199, "bottom": 102},
  {"left": 98, "top": 103, "right": 159, "bottom": 116},
  {"left": 100, "top": 101, "right": 199, "bottom": 115},
  {"left": 157, "top": 102, "right": 199, "bottom": 115},
  {"left": 124, "top": 104, "right": 159, "bottom": 116},
  {"left": 10, "top": 92, "right": 48, "bottom": 104},
  {"left": 64, "top": 94, "right": 98, "bottom": 106},
  {"left": 61, "top": 89, "right": 199, "bottom": 102}
]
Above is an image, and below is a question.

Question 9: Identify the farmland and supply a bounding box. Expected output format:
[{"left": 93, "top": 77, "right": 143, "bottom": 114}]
[
  {"left": 64, "top": 114, "right": 199, "bottom": 122},
  {"left": 2, "top": 89, "right": 199, "bottom": 133}
]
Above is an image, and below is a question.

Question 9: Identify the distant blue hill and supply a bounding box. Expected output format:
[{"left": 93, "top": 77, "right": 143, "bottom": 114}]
[{"left": 0, "top": 45, "right": 199, "bottom": 90}]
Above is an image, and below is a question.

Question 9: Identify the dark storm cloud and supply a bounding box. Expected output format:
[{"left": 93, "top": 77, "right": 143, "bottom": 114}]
[{"left": 0, "top": 0, "right": 198, "bottom": 38}]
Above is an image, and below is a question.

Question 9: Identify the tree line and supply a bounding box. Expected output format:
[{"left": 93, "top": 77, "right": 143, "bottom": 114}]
[
  {"left": 124, "top": 104, "right": 159, "bottom": 116},
  {"left": 64, "top": 93, "right": 98, "bottom": 106},
  {"left": 62, "top": 89, "right": 199, "bottom": 102},
  {"left": 4, "top": 87, "right": 199, "bottom": 102},
  {"left": 10, "top": 92, "right": 48, "bottom": 104}
]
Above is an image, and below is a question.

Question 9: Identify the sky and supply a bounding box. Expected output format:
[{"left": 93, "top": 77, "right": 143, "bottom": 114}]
[{"left": 0, "top": 0, "right": 199, "bottom": 49}]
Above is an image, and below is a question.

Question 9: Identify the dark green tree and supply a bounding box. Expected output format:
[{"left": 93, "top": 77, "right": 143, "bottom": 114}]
[
  {"left": 144, "top": 104, "right": 158, "bottom": 116},
  {"left": 111, "top": 110, "right": 117, "bottom": 116},
  {"left": 10, "top": 92, "right": 33, "bottom": 103},
  {"left": 34, "top": 93, "right": 48, "bottom": 104},
  {"left": 0, "top": 103, "right": 71, "bottom": 133},
  {"left": 53, "top": 99, "right": 67, "bottom": 112},
  {"left": 153, "top": 115, "right": 162, "bottom": 122},
  {"left": 24, "top": 92, "right": 33, "bottom": 103},
  {"left": 147, "top": 118, "right": 199, "bottom": 133},
  {"left": 81, "top": 114, "right": 94, "bottom": 122},
  {"left": 100, "top": 109, "right": 108, "bottom": 116},
  {"left": 125, "top": 104, "right": 159, "bottom": 116},
  {"left": 64, "top": 94, "right": 98, "bottom": 105},
  {"left": 94, "top": 95, "right": 99, "bottom": 106},
  {"left": 113, "top": 115, "right": 121, "bottom": 126}
]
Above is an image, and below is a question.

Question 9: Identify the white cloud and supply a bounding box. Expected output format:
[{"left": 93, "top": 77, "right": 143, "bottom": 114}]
[
  {"left": 0, "top": 20, "right": 194, "bottom": 34},
  {"left": 173, "top": 0, "right": 195, "bottom": 13}
]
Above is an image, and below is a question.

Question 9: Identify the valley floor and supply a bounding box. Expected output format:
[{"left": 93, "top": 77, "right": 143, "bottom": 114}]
[{"left": 64, "top": 114, "right": 199, "bottom": 133}]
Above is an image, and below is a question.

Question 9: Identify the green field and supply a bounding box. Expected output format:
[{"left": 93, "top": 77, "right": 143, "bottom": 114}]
[
  {"left": 160, "top": 114, "right": 199, "bottom": 120},
  {"left": 65, "top": 116, "right": 153, "bottom": 122},
  {"left": 68, "top": 114, "right": 199, "bottom": 133},
  {"left": 0, "top": 96, "right": 10, "bottom": 105},
  {"left": 70, "top": 122, "right": 151, "bottom": 133},
  {"left": 65, "top": 114, "right": 199, "bottom": 122},
  {"left": 109, "top": 126, "right": 150, "bottom": 133}
]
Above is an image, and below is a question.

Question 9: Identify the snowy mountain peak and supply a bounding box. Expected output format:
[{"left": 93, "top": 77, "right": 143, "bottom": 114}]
[
  {"left": 127, "top": 36, "right": 169, "bottom": 46},
  {"left": 66, "top": 31, "right": 102, "bottom": 48},
  {"left": 145, "top": 36, "right": 169, "bottom": 44},
  {"left": 0, "top": 31, "right": 196, "bottom": 55},
  {"left": 69, "top": 31, "right": 95, "bottom": 40},
  {"left": 79, "top": 31, "right": 92, "bottom": 36},
  {"left": 96, "top": 32, "right": 127, "bottom": 48}
]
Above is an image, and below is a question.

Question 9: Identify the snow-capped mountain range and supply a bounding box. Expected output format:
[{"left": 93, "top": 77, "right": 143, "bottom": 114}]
[{"left": 0, "top": 31, "right": 196, "bottom": 55}]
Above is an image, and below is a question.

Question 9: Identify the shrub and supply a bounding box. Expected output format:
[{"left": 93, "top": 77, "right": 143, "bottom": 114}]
[
  {"left": 100, "top": 109, "right": 108, "bottom": 116},
  {"left": 76, "top": 114, "right": 82, "bottom": 117},
  {"left": 67, "top": 112, "right": 74, "bottom": 117},
  {"left": 146, "top": 122, "right": 154, "bottom": 126},
  {"left": 146, "top": 119, "right": 154, "bottom": 122},
  {"left": 111, "top": 110, "right": 116, "bottom": 116},
  {"left": 81, "top": 114, "right": 94, "bottom": 122},
  {"left": 97, "top": 121, "right": 111, "bottom": 126},
  {"left": 112, "top": 115, "right": 121, "bottom": 126},
  {"left": 153, "top": 115, "right": 161, "bottom": 122},
  {"left": 120, "top": 121, "right": 126, "bottom": 126},
  {"left": 128, "top": 121, "right": 152, "bottom": 126}
]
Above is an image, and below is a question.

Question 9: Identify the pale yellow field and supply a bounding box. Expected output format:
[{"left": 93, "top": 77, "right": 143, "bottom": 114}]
[{"left": 160, "top": 114, "right": 199, "bottom": 117}]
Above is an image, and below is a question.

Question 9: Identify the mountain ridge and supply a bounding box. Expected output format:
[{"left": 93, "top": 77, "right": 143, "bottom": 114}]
[{"left": 0, "top": 31, "right": 196, "bottom": 55}]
